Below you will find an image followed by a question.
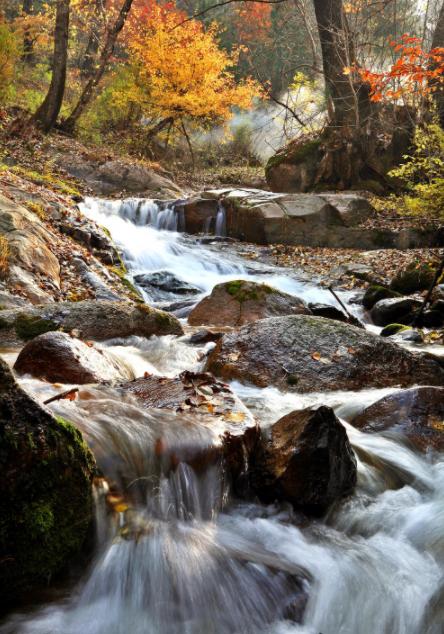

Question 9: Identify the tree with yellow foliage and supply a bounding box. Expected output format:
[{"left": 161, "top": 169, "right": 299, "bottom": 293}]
[{"left": 120, "top": 4, "right": 260, "bottom": 148}]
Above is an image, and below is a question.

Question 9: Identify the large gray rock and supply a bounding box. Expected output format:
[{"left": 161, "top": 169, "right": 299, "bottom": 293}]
[
  {"left": 205, "top": 315, "right": 444, "bottom": 393},
  {"left": 0, "top": 300, "right": 183, "bottom": 344},
  {"left": 0, "top": 194, "right": 61, "bottom": 303},
  {"left": 173, "top": 189, "right": 443, "bottom": 249},
  {"left": 251, "top": 406, "right": 357, "bottom": 514},
  {"left": 351, "top": 387, "right": 444, "bottom": 452},
  {"left": 0, "top": 358, "right": 95, "bottom": 605},
  {"left": 57, "top": 155, "right": 182, "bottom": 198},
  {"left": 14, "top": 331, "right": 134, "bottom": 384},
  {"left": 188, "top": 280, "right": 310, "bottom": 327}
]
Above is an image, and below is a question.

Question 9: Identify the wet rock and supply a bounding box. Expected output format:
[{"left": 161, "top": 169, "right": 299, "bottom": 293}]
[
  {"left": 134, "top": 271, "right": 200, "bottom": 300},
  {"left": 14, "top": 331, "right": 134, "bottom": 384},
  {"left": 120, "top": 371, "right": 259, "bottom": 488},
  {"left": 389, "top": 262, "right": 436, "bottom": 295},
  {"left": 251, "top": 406, "right": 357, "bottom": 514},
  {"left": 0, "top": 194, "right": 61, "bottom": 303},
  {"left": 351, "top": 386, "right": 444, "bottom": 451},
  {"left": 419, "top": 309, "right": 444, "bottom": 329},
  {"left": 0, "top": 300, "right": 183, "bottom": 344},
  {"left": 188, "top": 329, "right": 224, "bottom": 345},
  {"left": 308, "top": 302, "right": 349, "bottom": 324},
  {"left": 205, "top": 315, "right": 444, "bottom": 392},
  {"left": 0, "top": 358, "right": 95, "bottom": 605},
  {"left": 362, "top": 285, "right": 402, "bottom": 310},
  {"left": 71, "top": 257, "right": 122, "bottom": 302},
  {"left": 370, "top": 297, "right": 422, "bottom": 326},
  {"left": 57, "top": 213, "right": 119, "bottom": 265},
  {"left": 188, "top": 280, "right": 310, "bottom": 327}
]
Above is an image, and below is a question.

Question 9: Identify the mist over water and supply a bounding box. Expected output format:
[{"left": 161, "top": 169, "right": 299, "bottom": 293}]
[{"left": 2, "top": 197, "right": 443, "bottom": 634}]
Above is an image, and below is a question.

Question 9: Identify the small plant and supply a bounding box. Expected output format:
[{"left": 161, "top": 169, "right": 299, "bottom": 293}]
[
  {"left": 388, "top": 123, "right": 444, "bottom": 218},
  {"left": 0, "top": 235, "right": 9, "bottom": 277},
  {"left": 26, "top": 201, "right": 47, "bottom": 221}
]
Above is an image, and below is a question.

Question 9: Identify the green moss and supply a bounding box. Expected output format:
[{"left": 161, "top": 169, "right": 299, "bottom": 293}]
[
  {"left": 380, "top": 323, "right": 412, "bottom": 337},
  {"left": 266, "top": 139, "right": 321, "bottom": 176},
  {"left": 14, "top": 314, "right": 59, "bottom": 341},
  {"left": 24, "top": 502, "right": 55, "bottom": 539},
  {"left": 390, "top": 262, "right": 436, "bottom": 295},
  {"left": 286, "top": 374, "right": 299, "bottom": 386},
  {"left": 225, "top": 280, "right": 277, "bottom": 303},
  {"left": 363, "top": 285, "right": 402, "bottom": 310},
  {"left": 110, "top": 265, "right": 143, "bottom": 301},
  {"left": 11, "top": 166, "right": 81, "bottom": 197}
]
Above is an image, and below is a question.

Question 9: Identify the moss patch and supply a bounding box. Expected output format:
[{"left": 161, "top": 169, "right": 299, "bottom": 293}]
[
  {"left": 380, "top": 323, "right": 412, "bottom": 337},
  {"left": 14, "top": 314, "right": 59, "bottom": 341},
  {"left": 363, "top": 285, "right": 402, "bottom": 310},
  {"left": 226, "top": 280, "right": 276, "bottom": 303},
  {"left": 390, "top": 262, "right": 436, "bottom": 295}
]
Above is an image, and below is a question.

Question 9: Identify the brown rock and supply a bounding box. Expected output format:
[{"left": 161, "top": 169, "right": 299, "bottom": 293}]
[
  {"left": 14, "top": 331, "right": 134, "bottom": 384},
  {"left": 188, "top": 280, "right": 309, "bottom": 327},
  {"left": 205, "top": 315, "right": 444, "bottom": 393},
  {"left": 351, "top": 386, "right": 444, "bottom": 452},
  {"left": 252, "top": 406, "right": 357, "bottom": 514}
]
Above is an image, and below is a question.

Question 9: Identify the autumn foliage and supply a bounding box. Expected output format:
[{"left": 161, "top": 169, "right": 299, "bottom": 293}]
[
  {"left": 125, "top": 4, "right": 260, "bottom": 125},
  {"left": 348, "top": 35, "right": 444, "bottom": 103}
]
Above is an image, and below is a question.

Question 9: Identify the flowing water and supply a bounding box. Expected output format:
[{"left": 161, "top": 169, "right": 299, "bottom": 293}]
[{"left": 1, "top": 197, "right": 443, "bottom": 634}]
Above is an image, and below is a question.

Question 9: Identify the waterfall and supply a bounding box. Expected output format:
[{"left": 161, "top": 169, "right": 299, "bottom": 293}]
[{"left": 215, "top": 203, "right": 226, "bottom": 237}]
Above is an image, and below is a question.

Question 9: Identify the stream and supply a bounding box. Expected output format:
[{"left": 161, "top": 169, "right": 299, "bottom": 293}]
[{"left": 1, "top": 197, "right": 443, "bottom": 634}]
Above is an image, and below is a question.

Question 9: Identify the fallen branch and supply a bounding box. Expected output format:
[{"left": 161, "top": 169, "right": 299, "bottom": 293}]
[
  {"left": 328, "top": 286, "right": 364, "bottom": 329},
  {"left": 43, "top": 387, "right": 79, "bottom": 405}
]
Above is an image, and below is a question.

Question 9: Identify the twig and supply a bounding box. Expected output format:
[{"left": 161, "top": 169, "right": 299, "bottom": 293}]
[
  {"left": 44, "top": 387, "right": 79, "bottom": 405},
  {"left": 328, "top": 286, "right": 364, "bottom": 329}
]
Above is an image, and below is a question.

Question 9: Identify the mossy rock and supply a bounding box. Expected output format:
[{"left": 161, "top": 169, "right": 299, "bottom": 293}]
[
  {"left": 362, "top": 285, "right": 402, "bottom": 310},
  {"left": 0, "top": 359, "right": 96, "bottom": 606},
  {"left": 380, "top": 323, "right": 412, "bottom": 337},
  {"left": 390, "top": 263, "right": 436, "bottom": 295},
  {"left": 14, "top": 314, "right": 60, "bottom": 341}
]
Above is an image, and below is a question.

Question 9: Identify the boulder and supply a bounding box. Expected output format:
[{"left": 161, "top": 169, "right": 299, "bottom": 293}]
[
  {"left": 362, "top": 285, "right": 402, "bottom": 310},
  {"left": 0, "top": 358, "right": 95, "bottom": 605},
  {"left": 251, "top": 406, "right": 357, "bottom": 514},
  {"left": 351, "top": 387, "right": 444, "bottom": 451},
  {"left": 57, "top": 155, "right": 182, "bottom": 197},
  {"left": 120, "top": 371, "right": 259, "bottom": 491},
  {"left": 205, "top": 315, "right": 444, "bottom": 393},
  {"left": 134, "top": 271, "right": 200, "bottom": 301},
  {"left": 0, "top": 300, "right": 183, "bottom": 344},
  {"left": 14, "top": 331, "right": 134, "bottom": 384},
  {"left": 308, "top": 303, "right": 348, "bottom": 322},
  {"left": 188, "top": 280, "right": 310, "bottom": 327},
  {"left": 390, "top": 262, "right": 436, "bottom": 294},
  {"left": 0, "top": 194, "right": 61, "bottom": 303},
  {"left": 370, "top": 297, "right": 422, "bottom": 326}
]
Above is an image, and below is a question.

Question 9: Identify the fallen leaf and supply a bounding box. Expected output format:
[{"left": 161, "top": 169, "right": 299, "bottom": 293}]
[{"left": 225, "top": 411, "right": 246, "bottom": 423}]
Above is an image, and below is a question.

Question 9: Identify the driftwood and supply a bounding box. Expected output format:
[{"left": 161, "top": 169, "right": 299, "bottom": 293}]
[{"left": 43, "top": 387, "right": 79, "bottom": 405}]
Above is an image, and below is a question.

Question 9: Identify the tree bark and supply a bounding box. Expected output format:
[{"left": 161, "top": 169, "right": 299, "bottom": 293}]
[
  {"left": 22, "top": 0, "right": 35, "bottom": 64},
  {"left": 61, "top": 0, "right": 134, "bottom": 134},
  {"left": 431, "top": 1, "right": 444, "bottom": 127},
  {"left": 32, "top": 0, "right": 70, "bottom": 133},
  {"left": 80, "top": 0, "right": 106, "bottom": 78},
  {"left": 312, "top": 0, "right": 359, "bottom": 128}
]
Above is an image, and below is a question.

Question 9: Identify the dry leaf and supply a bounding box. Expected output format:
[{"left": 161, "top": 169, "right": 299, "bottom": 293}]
[
  {"left": 225, "top": 411, "right": 246, "bottom": 423},
  {"left": 311, "top": 352, "right": 321, "bottom": 361}
]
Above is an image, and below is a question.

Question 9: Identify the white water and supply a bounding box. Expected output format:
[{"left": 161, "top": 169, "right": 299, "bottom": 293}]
[{"left": 2, "top": 197, "right": 444, "bottom": 634}]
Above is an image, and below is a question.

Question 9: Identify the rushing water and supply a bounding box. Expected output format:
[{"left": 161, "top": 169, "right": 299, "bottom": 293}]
[{"left": 1, "top": 197, "right": 443, "bottom": 634}]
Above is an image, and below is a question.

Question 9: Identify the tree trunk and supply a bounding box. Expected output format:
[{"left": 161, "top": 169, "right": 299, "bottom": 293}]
[
  {"left": 32, "top": 0, "right": 70, "bottom": 133},
  {"left": 22, "top": 0, "right": 35, "bottom": 64},
  {"left": 312, "top": 0, "right": 360, "bottom": 128},
  {"left": 61, "top": 0, "right": 134, "bottom": 134},
  {"left": 431, "top": 1, "right": 444, "bottom": 127},
  {"left": 80, "top": 0, "right": 105, "bottom": 78}
]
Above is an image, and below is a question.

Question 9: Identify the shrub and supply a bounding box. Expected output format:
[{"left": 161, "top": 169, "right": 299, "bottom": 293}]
[
  {"left": 389, "top": 123, "right": 444, "bottom": 218},
  {"left": 0, "top": 22, "right": 20, "bottom": 104}
]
